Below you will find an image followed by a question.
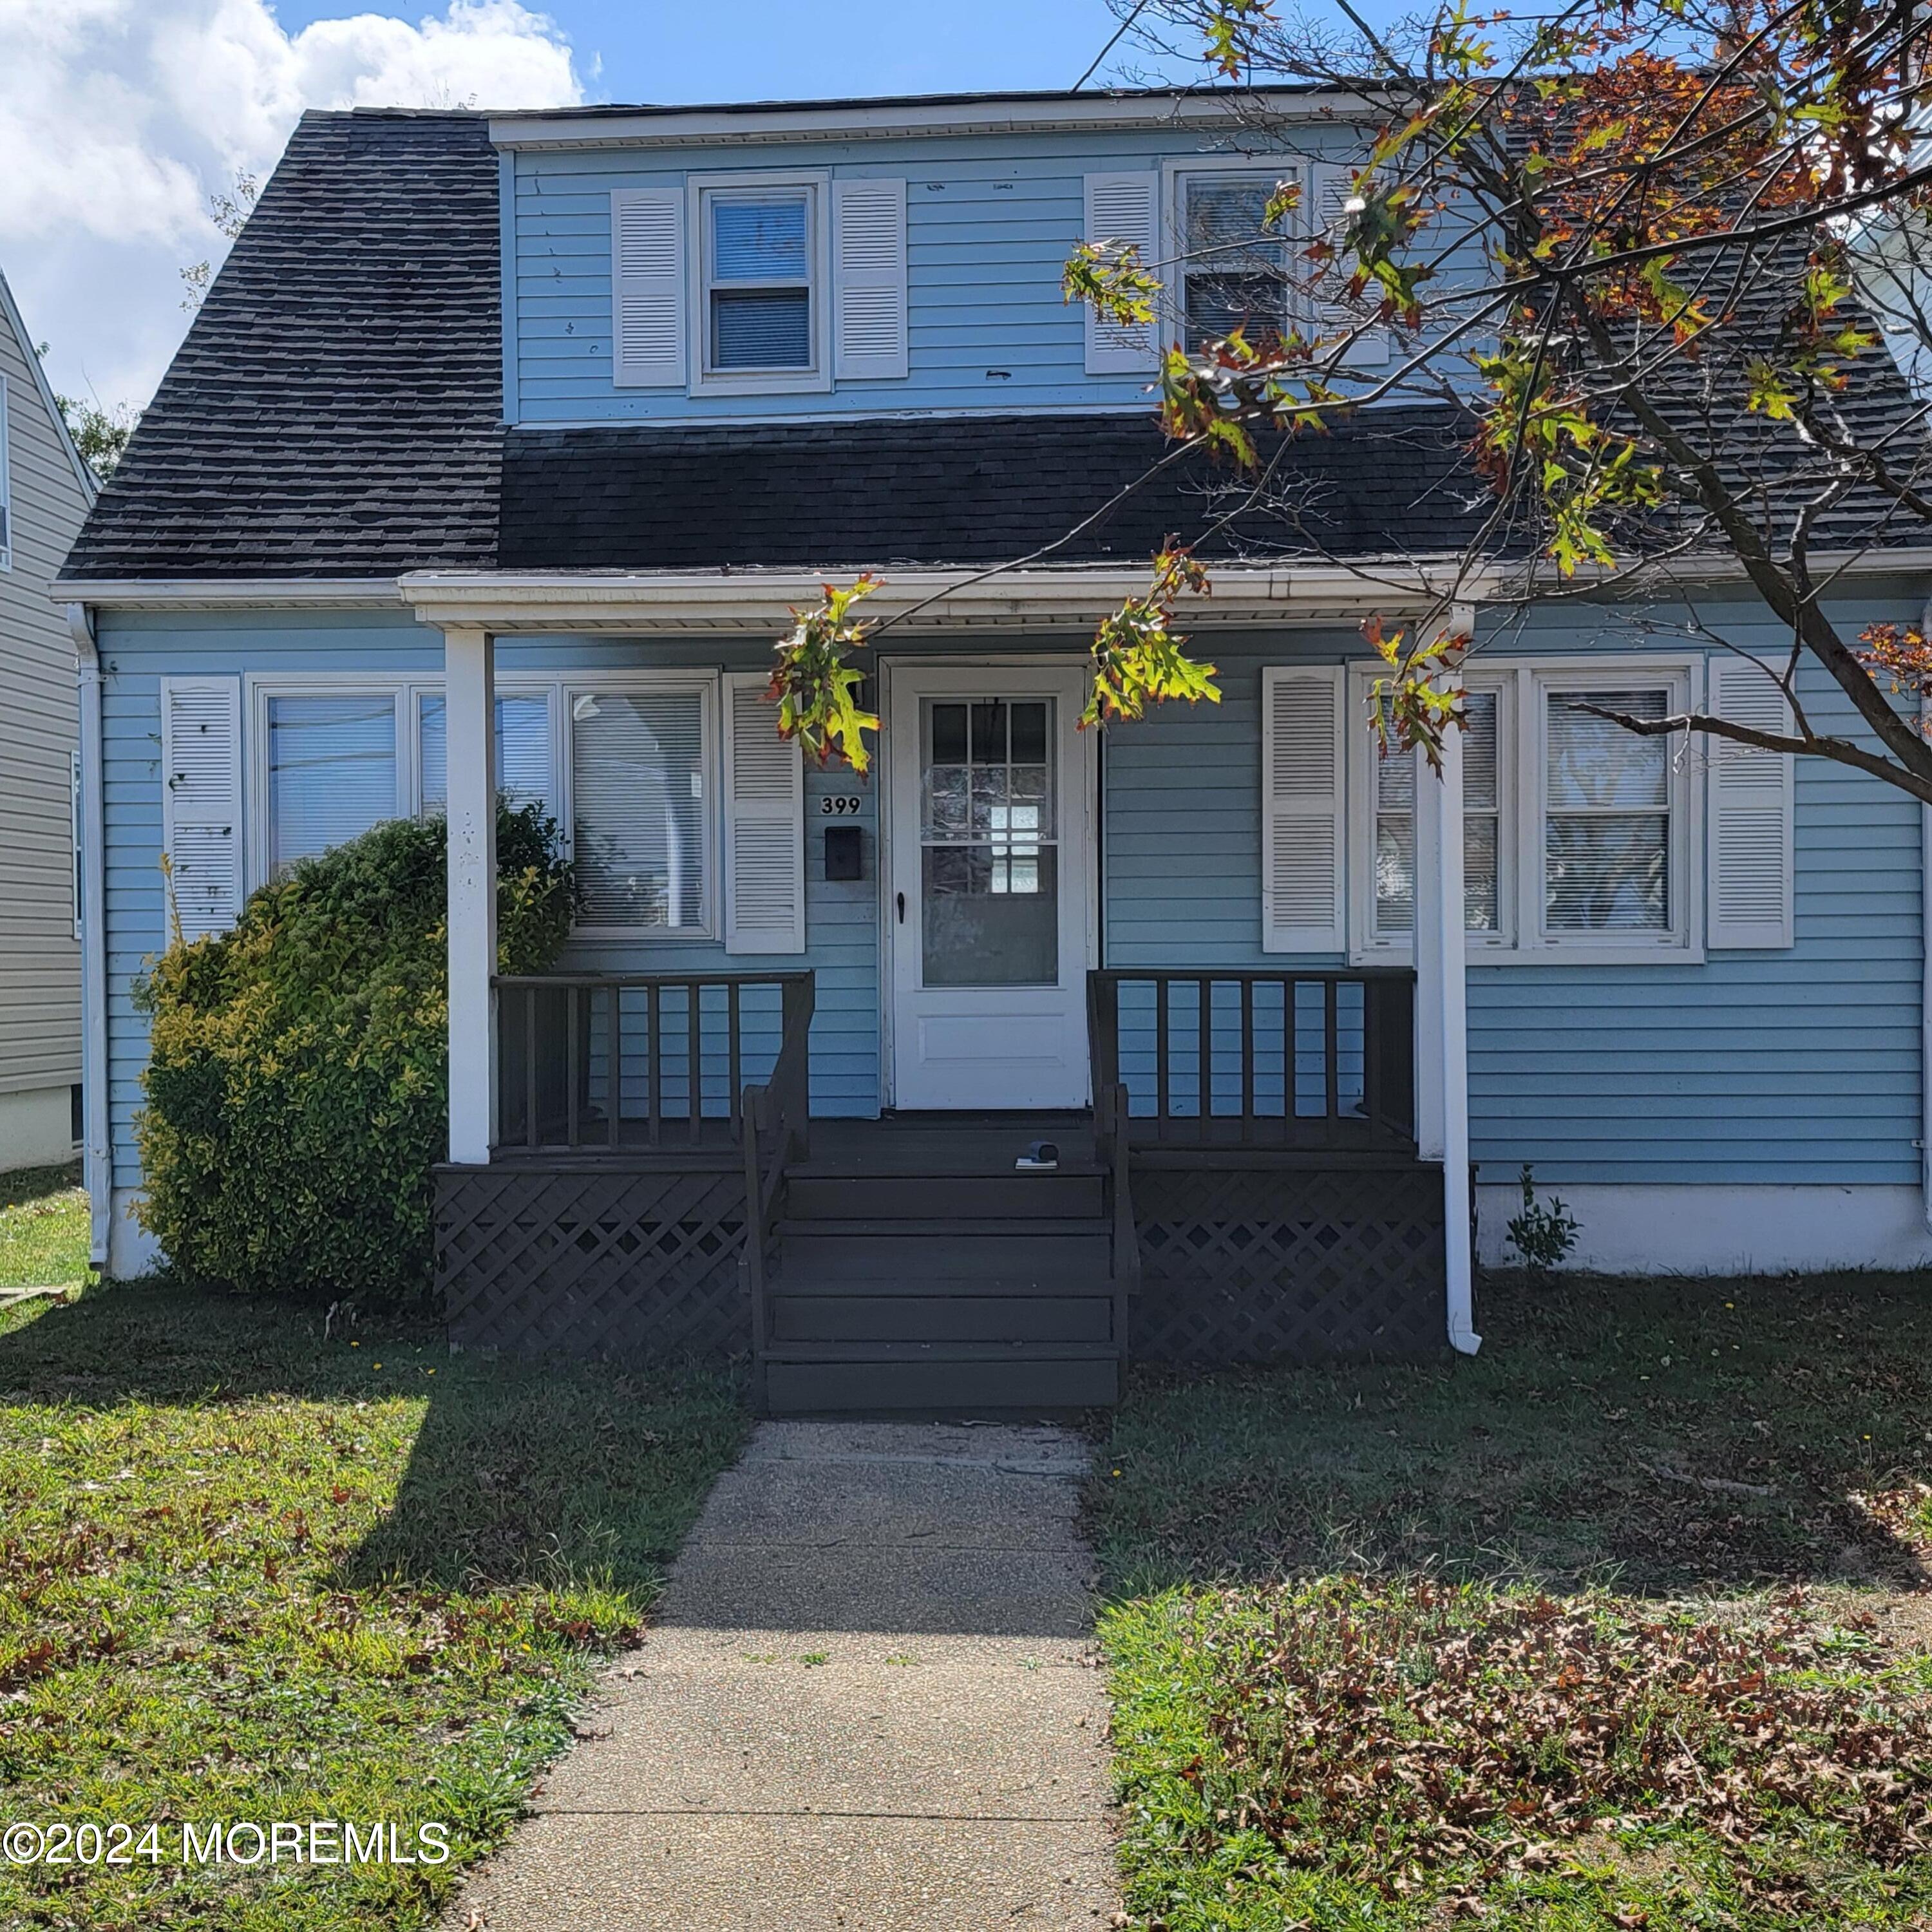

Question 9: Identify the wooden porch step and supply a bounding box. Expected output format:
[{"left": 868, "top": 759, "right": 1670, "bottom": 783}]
[
  {"left": 768, "top": 1291, "right": 1117, "bottom": 1345},
  {"left": 762, "top": 1342, "right": 1120, "bottom": 1414},
  {"left": 776, "top": 1224, "right": 1113, "bottom": 1283},
  {"left": 785, "top": 1173, "right": 1105, "bottom": 1220}
]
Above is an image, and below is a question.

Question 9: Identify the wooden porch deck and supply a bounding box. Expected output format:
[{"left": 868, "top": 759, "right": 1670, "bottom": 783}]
[{"left": 435, "top": 967, "right": 1448, "bottom": 1410}]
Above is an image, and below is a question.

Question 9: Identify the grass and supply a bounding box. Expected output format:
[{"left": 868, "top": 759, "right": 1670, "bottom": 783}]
[
  {"left": 0, "top": 1162, "right": 89, "bottom": 1293},
  {"left": 1091, "top": 1271, "right": 1932, "bottom": 1930},
  {"left": 0, "top": 1235, "right": 749, "bottom": 1931}
]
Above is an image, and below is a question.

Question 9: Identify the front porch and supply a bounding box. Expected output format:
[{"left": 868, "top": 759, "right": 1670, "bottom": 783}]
[{"left": 435, "top": 963, "right": 1451, "bottom": 1408}]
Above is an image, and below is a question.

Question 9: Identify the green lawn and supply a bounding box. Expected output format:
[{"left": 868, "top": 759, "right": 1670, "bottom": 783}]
[
  {"left": 0, "top": 1161, "right": 89, "bottom": 1294},
  {"left": 1092, "top": 1272, "right": 1932, "bottom": 1931},
  {"left": 0, "top": 1240, "right": 748, "bottom": 1931}
]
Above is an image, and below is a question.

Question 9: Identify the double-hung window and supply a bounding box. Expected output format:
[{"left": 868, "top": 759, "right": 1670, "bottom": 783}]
[
  {"left": 263, "top": 692, "right": 403, "bottom": 876},
  {"left": 1175, "top": 169, "right": 1296, "bottom": 353},
  {"left": 1537, "top": 675, "right": 1687, "bottom": 946},
  {"left": 567, "top": 683, "right": 715, "bottom": 936},
  {"left": 1361, "top": 679, "right": 1513, "bottom": 951},
  {"left": 699, "top": 181, "right": 821, "bottom": 384}
]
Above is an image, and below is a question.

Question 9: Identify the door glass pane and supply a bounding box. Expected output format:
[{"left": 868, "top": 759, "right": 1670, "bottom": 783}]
[
  {"left": 571, "top": 690, "right": 707, "bottom": 929},
  {"left": 920, "top": 695, "right": 1058, "bottom": 987},
  {"left": 267, "top": 694, "right": 397, "bottom": 873},
  {"left": 923, "top": 847, "right": 1060, "bottom": 986}
]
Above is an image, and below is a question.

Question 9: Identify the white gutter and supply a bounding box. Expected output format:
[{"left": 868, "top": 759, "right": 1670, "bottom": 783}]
[
  {"left": 65, "top": 603, "right": 110, "bottom": 1273},
  {"left": 50, "top": 577, "right": 401, "bottom": 612},
  {"left": 397, "top": 563, "right": 1495, "bottom": 632}
]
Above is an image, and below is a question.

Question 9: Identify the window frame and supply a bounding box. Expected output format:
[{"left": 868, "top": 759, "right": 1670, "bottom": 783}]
[
  {"left": 1160, "top": 156, "right": 1307, "bottom": 357},
  {"left": 688, "top": 170, "right": 831, "bottom": 397},
  {"left": 1348, "top": 665, "right": 1518, "bottom": 963},
  {"left": 245, "top": 674, "right": 560, "bottom": 889},
  {"left": 1524, "top": 658, "right": 1701, "bottom": 963},
  {"left": 560, "top": 671, "right": 722, "bottom": 942},
  {"left": 1345, "top": 655, "right": 1704, "bottom": 967}
]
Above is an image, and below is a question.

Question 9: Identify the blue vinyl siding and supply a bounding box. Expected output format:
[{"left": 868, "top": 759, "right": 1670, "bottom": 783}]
[
  {"left": 97, "top": 591, "right": 1927, "bottom": 1197},
  {"left": 509, "top": 127, "right": 1374, "bottom": 425}
]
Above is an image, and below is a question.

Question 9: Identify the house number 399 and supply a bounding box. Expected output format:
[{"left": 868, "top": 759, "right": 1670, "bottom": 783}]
[{"left": 819, "top": 796, "right": 862, "bottom": 816}]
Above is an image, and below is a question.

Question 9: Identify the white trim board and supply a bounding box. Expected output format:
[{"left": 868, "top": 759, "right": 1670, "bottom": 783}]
[{"left": 1475, "top": 1182, "right": 1932, "bottom": 1274}]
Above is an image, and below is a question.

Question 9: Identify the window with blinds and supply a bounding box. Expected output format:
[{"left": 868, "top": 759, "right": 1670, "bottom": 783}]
[
  {"left": 1371, "top": 688, "right": 1503, "bottom": 937},
  {"left": 417, "top": 692, "right": 553, "bottom": 817},
  {"left": 705, "top": 188, "right": 815, "bottom": 374},
  {"left": 1544, "top": 687, "right": 1671, "bottom": 933},
  {"left": 569, "top": 688, "right": 712, "bottom": 932},
  {"left": 1180, "top": 173, "right": 1294, "bottom": 352},
  {"left": 265, "top": 694, "right": 399, "bottom": 875}
]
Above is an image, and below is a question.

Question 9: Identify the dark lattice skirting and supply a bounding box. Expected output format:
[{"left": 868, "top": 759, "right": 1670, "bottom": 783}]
[
  {"left": 435, "top": 1162, "right": 750, "bottom": 1359},
  {"left": 1130, "top": 1159, "right": 1447, "bottom": 1363}
]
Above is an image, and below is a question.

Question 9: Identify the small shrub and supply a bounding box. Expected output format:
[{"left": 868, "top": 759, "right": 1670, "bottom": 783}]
[
  {"left": 1505, "top": 1162, "right": 1580, "bottom": 1273},
  {"left": 135, "top": 805, "right": 573, "bottom": 1307}
]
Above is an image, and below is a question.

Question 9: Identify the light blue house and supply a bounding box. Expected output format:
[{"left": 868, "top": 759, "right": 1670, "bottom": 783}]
[{"left": 55, "top": 89, "right": 1932, "bottom": 1409}]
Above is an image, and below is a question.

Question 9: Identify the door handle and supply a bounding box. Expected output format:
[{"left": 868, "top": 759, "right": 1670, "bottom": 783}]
[{"left": 896, "top": 892, "right": 905, "bottom": 923}]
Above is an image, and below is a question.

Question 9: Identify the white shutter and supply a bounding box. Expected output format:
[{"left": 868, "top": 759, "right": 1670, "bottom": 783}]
[
  {"left": 159, "top": 677, "right": 242, "bottom": 942},
  {"left": 1311, "top": 163, "right": 1389, "bottom": 368},
  {"left": 1082, "top": 172, "right": 1159, "bottom": 375},
  {"left": 611, "top": 187, "right": 685, "bottom": 388},
  {"left": 1262, "top": 667, "right": 1347, "bottom": 952},
  {"left": 833, "top": 177, "right": 908, "bottom": 381},
  {"left": 1707, "top": 657, "right": 1795, "bottom": 949},
  {"left": 724, "top": 673, "right": 806, "bottom": 955}
]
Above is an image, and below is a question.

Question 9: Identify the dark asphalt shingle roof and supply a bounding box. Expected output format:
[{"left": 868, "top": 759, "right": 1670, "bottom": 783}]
[
  {"left": 497, "top": 408, "right": 1490, "bottom": 571},
  {"left": 62, "top": 109, "right": 502, "bottom": 580}
]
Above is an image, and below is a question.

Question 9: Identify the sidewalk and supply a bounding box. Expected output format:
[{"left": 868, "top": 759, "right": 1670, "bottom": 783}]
[{"left": 449, "top": 1420, "right": 1121, "bottom": 1931}]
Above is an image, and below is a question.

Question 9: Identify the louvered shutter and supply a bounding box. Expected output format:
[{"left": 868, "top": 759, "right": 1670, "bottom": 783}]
[
  {"left": 1707, "top": 658, "right": 1794, "bottom": 949},
  {"left": 159, "top": 677, "right": 242, "bottom": 942},
  {"left": 611, "top": 188, "right": 685, "bottom": 387},
  {"left": 1082, "top": 173, "right": 1160, "bottom": 375},
  {"left": 833, "top": 177, "right": 908, "bottom": 381},
  {"left": 1311, "top": 163, "right": 1389, "bottom": 368},
  {"left": 1262, "top": 667, "right": 1347, "bottom": 952},
  {"left": 724, "top": 673, "right": 806, "bottom": 955}
]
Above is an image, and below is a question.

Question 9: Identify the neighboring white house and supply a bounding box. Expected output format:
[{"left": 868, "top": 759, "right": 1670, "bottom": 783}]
[{"left": 0, "top": 267, "right": 95, "bottom": 1172}]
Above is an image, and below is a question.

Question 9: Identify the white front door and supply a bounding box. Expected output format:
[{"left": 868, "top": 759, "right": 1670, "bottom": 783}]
[{"left": 887, "top": 663, "right": 1094, "bottom": 1110}]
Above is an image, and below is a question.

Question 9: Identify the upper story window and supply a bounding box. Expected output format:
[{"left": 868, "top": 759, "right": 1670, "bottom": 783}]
[
  {"left": 1179, "top": 172, "right": 1295, "bottom": 352},
  {"left": 703, "top": 185, "right": 817, "bottom": 377}
]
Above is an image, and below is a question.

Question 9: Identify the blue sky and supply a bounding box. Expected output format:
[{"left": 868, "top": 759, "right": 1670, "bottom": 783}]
[{"left": 266, "top": 1, "right": 1169, "bottom": 101}]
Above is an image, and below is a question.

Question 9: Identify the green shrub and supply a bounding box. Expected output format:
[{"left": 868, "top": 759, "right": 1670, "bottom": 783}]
[{"left": 135, "top": 805, "right": 573, "bottom": 1307}]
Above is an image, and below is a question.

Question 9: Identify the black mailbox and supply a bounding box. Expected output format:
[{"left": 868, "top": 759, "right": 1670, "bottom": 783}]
[{"left": 824, "top": 824, "right": 864, "bottom": 882}]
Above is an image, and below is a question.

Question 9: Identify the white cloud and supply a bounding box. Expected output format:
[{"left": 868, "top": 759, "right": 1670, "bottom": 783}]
[{"left": 0, "top": 1, "right": 582, "bottom": 409}]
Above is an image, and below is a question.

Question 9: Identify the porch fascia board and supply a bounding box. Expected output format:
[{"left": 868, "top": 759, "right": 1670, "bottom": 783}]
[{"left": 395, "top": 564, "right": 1493, "bottom": 634}]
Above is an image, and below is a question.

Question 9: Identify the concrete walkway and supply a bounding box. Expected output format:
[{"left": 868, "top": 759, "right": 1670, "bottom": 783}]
[{"left": 450, "top": 1421, "right": 1121, "bottom": 1931}]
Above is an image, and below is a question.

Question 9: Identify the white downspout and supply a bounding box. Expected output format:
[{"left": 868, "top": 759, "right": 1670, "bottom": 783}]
[
  {"left": 1435, "top": 714, "right": 1480, "bottom": 1354},
  {"left": 65, "top": 603, "right": 110, "bottom": 1271}
]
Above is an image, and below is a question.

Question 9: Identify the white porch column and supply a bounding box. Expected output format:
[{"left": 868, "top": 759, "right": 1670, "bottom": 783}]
[
  {"left": 1414, "top": 629, "right": 1480, "bottom": 1354},
  {"left": 445, "top": 626, "right": 497, "bottom": 1165}
]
